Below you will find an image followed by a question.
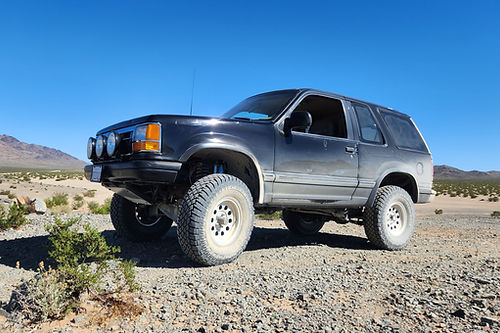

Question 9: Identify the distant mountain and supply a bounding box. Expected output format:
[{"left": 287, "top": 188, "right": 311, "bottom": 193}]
[
  {"left": 0, "top": 134, "right": 86, "bottom": 170},
  {"left": 434, "top": 165, "right": 500, "bottom": 180}
]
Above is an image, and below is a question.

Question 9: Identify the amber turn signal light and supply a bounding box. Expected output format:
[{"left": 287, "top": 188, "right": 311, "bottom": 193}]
[{"left": 133, "top": 141, "right": 159, "bottom": 151}]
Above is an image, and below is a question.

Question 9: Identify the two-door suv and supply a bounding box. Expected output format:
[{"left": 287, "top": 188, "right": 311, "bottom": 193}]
[{"left": 85, "top": 89, "right": 433, "bottom": 266}]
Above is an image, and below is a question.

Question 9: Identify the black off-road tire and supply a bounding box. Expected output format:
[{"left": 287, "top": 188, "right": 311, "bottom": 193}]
[
  {"left": 282, "top": 210, "right": 325, "bottom": 235},
  {"left": 177, "top": 174, "right": 254, "bottom": 266},
  {"left": 363, "top": 185, "right": 415, "bottom": 250},
  {"left": 110, "top": 194, "right": 173, "bottom": 242}
]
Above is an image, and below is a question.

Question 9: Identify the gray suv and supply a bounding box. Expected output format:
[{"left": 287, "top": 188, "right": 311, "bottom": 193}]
[{"left": 85, "top": 89, "right": 433, "bottom": 266}]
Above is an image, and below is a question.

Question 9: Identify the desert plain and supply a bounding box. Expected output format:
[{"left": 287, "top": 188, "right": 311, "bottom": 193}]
[{"left": 0, "top": 171, "right": 498, "bottom": 332}]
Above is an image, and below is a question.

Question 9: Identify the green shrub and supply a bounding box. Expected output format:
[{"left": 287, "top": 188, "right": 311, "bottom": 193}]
[
  {"left": 492, "top": 211, "right": 500, "bottom": 217},
  {"left": 45, "top": 193, "right": 69, "bottom": 208},
  {"left": 72, "top": 200, "right": 84, "bottom": 210},
  {"left": 257, "top": 210, "right": 283, "bottom": 220},
  {"left": 72, "top": 195, "right": 84, "bottom": 210},
  {"left": 434, "top": 209, "right": 443, "bottom": 215},
  {"left": 88, "top": 198, "right": 111, "bottom": 215},
  {"left": 10, "top": 217, "right": 140, "bottom": 322},
  {"left": 82, "top": 189, "right": 96, "bottom": 198},
  {"left": 0, "top": 203, "right": 28, "bottom": 231},
  {"left": 45, "top": 218, "right": 119, "bottom": 295}
]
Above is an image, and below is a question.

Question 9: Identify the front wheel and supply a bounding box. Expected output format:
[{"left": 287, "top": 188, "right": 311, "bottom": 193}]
[
  {"left": 282, "top": 210, "right": 325, "bottom": 235},
  {"left": 110, "top": 194, "right": 173, "bottom": 242},
  {"left": 363, "top": 185, "right": 415, "bottom": 250},
  {"left": 177, "top": 174, "right": 254, "bottom": 266}
]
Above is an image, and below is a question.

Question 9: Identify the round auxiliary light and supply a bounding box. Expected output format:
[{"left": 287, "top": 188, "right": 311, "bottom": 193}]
[
  {"left": 106, "top": 132, "right": 119, "bottom": 156},
  {"left": 95, "top": 135, "right": 106, "bottom": 158},
  {"left": 87, "top": 137, "right": 96, "bottom": 159}
]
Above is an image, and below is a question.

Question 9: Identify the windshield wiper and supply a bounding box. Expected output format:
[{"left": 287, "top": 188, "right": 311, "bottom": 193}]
[{"left": 233, "top": 117, "right": 251, "bottom": 121}]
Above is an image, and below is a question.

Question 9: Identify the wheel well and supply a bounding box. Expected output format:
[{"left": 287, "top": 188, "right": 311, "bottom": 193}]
[
  {"left": 182, "top": 149, "right": 260, "bottom": 203},
  {"left": 379, "top": 172, "right": 418, "bottom": 203}
]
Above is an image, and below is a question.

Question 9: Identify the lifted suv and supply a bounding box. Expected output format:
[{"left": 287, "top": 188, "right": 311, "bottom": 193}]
[{"left": 85, "top": 89, "right": 433, "bottom": 266}]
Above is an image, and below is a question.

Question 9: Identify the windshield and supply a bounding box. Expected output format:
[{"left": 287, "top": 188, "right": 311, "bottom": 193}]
[{"left": 220, "top": 90, "right": 298, "bottom": 121}]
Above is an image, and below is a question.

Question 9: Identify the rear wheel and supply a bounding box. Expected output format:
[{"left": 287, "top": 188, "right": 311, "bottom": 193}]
[
  {"left": 177, "top": 174, "right": 254, "bottom": 266},
  {"left": 282, "top": 210, "right": 325, "bottom": 235},
  {"left": 110, "top": 194, "right": 173, "bottom": 242},
  {"left": 363, "top": 185, "right": 415, "bottom": 250}
]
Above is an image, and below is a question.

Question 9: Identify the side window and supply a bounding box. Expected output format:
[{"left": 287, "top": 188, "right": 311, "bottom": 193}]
[
  {"left": 381, "top": 111, "right": 428, "bottom": 152},
  {"left": 292, "top": 95, "right": 347, "bottom": 138},
  {"left": 352, "top": 103, "right": 383, "bottom": 144}
]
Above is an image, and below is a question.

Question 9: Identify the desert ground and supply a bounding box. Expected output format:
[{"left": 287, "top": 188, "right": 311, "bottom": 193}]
[{"left": 0, "top": 173, "right": 499, "bottom": 332}]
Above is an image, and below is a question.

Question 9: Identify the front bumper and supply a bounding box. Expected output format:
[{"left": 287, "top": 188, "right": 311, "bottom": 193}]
[{"left": 84, "top": 160, "right": 182, "bottom": 184}]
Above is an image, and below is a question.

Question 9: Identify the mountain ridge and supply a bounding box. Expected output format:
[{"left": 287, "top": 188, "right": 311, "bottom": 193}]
[
  {"left": 434, "top": 165, "right": 500, "bottom": 179},
  {"left": 0, "top": 134, "right": 86, "bottom": 170}
]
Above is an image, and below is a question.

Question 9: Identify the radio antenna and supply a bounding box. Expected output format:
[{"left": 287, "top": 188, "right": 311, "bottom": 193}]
[{"left": 190, "top": 69, "right": 196, "bottom": 116}]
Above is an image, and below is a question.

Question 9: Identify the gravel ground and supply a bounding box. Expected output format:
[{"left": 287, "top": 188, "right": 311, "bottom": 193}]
[{"left": 0, "top": 212, "right": 498, "bottom": 332}]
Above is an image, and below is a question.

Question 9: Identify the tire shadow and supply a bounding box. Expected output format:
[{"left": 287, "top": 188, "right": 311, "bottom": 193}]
[{"left": 0, "top": 226, "right": 372, "bottom": 271}]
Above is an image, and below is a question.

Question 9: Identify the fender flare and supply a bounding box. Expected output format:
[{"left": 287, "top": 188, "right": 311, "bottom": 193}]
[
  {"left": 366, "top": 169, "right": 418, "bottom": 207},
  {"left": 179, "top": 143, "right": 265, "bottom": 204}
]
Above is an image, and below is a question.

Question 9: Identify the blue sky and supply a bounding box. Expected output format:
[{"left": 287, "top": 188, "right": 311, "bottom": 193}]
[{"left": 0, "top": 1, "right": 499, "bottom": 170}]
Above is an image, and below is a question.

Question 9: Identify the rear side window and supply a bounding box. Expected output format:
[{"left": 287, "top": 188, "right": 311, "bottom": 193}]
[
  {"left": 352, "top": 103, "right": 384, "bottom": 144},
  {"left": 382, "top": 112, "right": 427, "bottom": 152}
]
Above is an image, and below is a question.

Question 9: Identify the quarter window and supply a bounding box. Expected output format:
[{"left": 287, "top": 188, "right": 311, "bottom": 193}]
[
  {"left": 381, "top": 111, "right": 428, "bottom": 152},
  {"left": 352, "top": 103, "right": 383, "bottom": 144}
]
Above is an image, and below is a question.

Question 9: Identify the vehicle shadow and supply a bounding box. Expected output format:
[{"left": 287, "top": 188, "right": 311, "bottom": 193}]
[{"left": 0, "top": 226, "right": 371, "bottom": 271}]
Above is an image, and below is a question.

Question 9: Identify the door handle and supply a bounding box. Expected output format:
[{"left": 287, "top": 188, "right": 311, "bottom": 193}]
[{"left": 345, "top": 146, "right": 356, "bottom": 153}]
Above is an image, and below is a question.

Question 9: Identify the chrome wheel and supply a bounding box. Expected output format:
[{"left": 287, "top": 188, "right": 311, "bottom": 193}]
[{"left": 209, "top": 197, "right": 242, "bottom": 247}]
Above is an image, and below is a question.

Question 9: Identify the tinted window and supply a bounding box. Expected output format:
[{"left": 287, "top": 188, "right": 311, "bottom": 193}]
[
  {"left": 382, "top": 112, "right": 427, "bottom": 152},
  {"left": 353, "top": 103, "right": 383, "bottom": 144},
  {"left": 221, "top": 90, "right": 298, "bottom": 121}
]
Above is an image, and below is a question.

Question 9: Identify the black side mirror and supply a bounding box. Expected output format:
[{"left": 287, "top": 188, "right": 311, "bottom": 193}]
[{"left": 283, "top": 111, "right": 312, "bottom": 136}]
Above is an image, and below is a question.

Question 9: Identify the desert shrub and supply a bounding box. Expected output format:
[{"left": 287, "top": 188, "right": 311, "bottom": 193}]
[
  {"left": 9, "top": 217, "right": 140, "bottom": 323},
  {"left": 72, "top": 200, "right": 84, "bottom": 210},
  {"left": 72, "top": 195, "right": 84, "bottom": 210},
  {"left": 488, "top": 196, "right": 499, "bottom": 202},
  {"left": 88, "top": 198, "right": 111, "bottom": 215},
  {"left": 82, "top": 189, "right": 96, "bottom": 198},
  {"left": 450, "top": 192, "right": 457, "bottom": 197},
  {"left": 0, "top": 203, "right": 28, "bottom": 231},
  {"left": 7, "top": 193, "right": 16, "bottom": 199},
  {"left": 45, "top": 218, "right": 119, "bottom": 295},
  {"left": 434, "top": 209, "right": 443, "bottom": 215},
  {"left": 257, "top": 210, "right": 283, "bottom": 220},
  {"left": 11, "top": 263, "right": 71, "bottom": 322},
  {"left": 45, "top": 193, "right": 69, "bottom": 208},
  {"left": 491, "top": 211, "right": 500, "bottom": 217},
  {"left": 0, "top": 190, "right": 10, "bottom": 195},
  {"left": 9, "top": 185, "right": 16, "bottom": 189}
]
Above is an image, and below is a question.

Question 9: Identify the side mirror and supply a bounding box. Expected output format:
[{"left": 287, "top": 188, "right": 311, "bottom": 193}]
[{"left": 283, "top": 111, "right": 312, "bottom": 136}]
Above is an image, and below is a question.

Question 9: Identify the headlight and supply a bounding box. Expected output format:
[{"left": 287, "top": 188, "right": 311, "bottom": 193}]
[
  {"left": 133, "top": 123, "right": 161, "bottom": 152},
  {"left": 106, "top": 132, "right": 119, "bottom": 156},
  {"left": 95, "top": 135, "right": 106, "bottom": 158},
  {"left": 87, "top": 137, "right": 96, "bottom": 159}
]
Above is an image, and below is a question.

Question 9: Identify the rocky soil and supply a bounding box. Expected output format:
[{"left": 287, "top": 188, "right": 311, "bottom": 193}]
[{"left": 0, "top": 212, "right": 498, "bottom": 332}]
